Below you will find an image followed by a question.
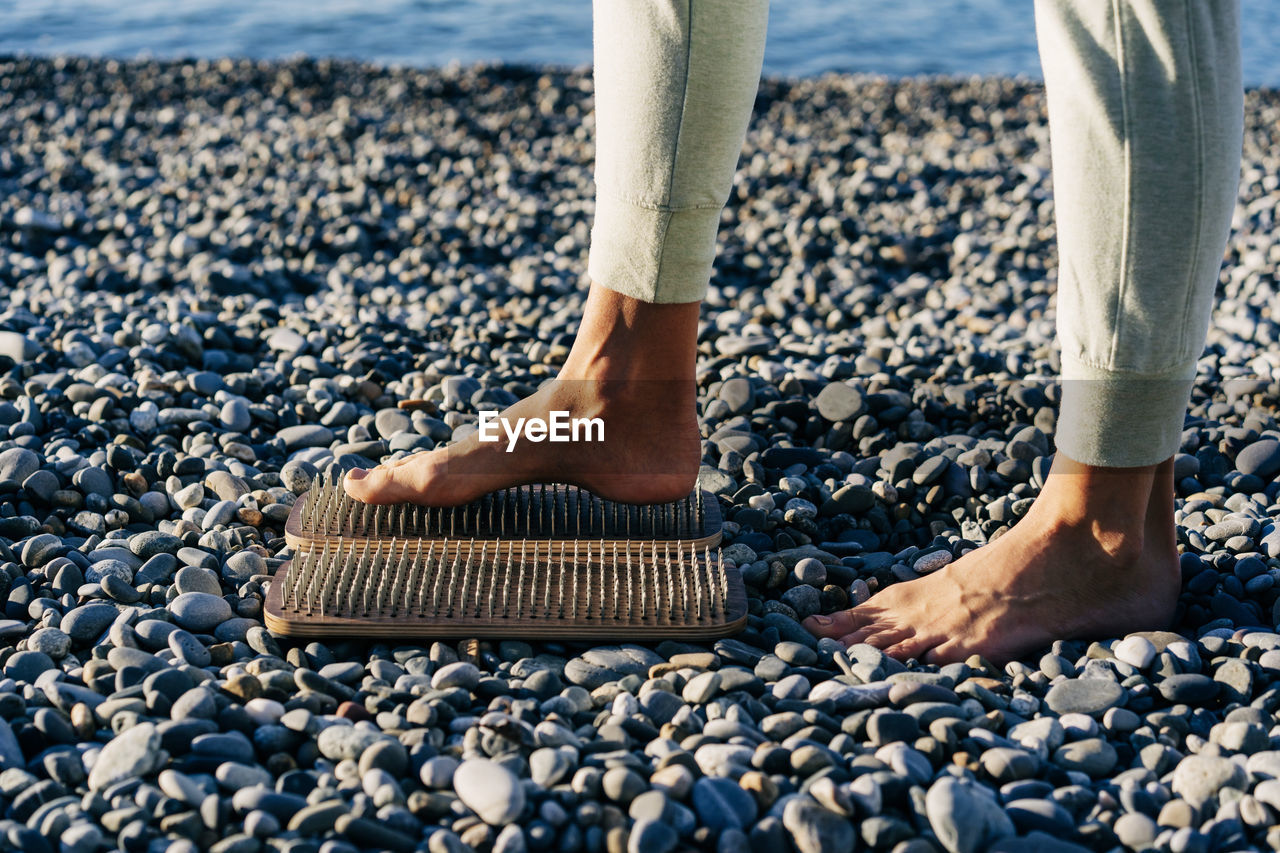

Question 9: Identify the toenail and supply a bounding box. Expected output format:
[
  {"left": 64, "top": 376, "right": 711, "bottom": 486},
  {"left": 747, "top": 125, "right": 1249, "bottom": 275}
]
[
  {"left": 347, "top": 468, "right": 368, "bottom": 481},
  {"left": 809, "top": 614, "right": 832, "bottom": 626}
]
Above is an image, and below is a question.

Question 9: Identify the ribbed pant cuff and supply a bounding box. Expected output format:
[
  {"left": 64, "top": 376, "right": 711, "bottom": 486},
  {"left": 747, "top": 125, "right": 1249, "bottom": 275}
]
[
  {"left": 587, "top": 193, "right": 720, "bottom": 304},
  {"left": 1054, "top": 354, "right": 1196, "bottom": 468}
]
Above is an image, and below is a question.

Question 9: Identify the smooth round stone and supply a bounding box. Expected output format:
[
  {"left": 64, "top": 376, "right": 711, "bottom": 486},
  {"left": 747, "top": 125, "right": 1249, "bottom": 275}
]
[
  {"left": 100, "top": 573, "right": 142, "bottom": 603},
  {"left": 358, "top": 739, "right": 408, "bottom": 777},
  {"left": 1236, "top": 439, "right": 1280, "bottom": 479},
  {"left": 1102, "top": 707, "right": 1142, "bottom": 734},
  {"left": 192, "top": 732, "right": 255, "bottom": 764},
  {"left": 682, "top": 671, "right": 722, "bottom": 705},
  {"left": 603, "top": 767, "right": 647, "bottom": 805},
  {"left": 203, "top": 500, "right": 237, "bottom": 528},
  {"left": 319, "top": 661, "right": 365, "bottom": 684},
  {"left": 135, "top": 619, "right": 182, "bottom": 650},
  {"left": 1113, "top": 636, "right": 1157, "bottom": 669},
  {"left": 779, "top": 585, "right": 820, "bottom": 619},
  {"left": 911, "top": 456, "right": 950, "bottom": 487},
  {"left": 4, "top": 649, "right": 55, "bottom": 682},
  {"left": 221, "top": 399, "right": 252, "bottom": 432},
  {"left": 267, "top": 327, "right": 306, "bottom": 353},
  {"left": 889, "top": 682, "right": 960, "bottom": 707},
  {"left": 1212, "top": 720, "right": 1268, "bottom": 753},
  {"left": 280, "top": 460, "right": 318, "bottom": 494},
  {"left": 814, "top": 382, "right": 863, "bottom": 422},
  {"left": 169, "top": 592, "right": 233, "bottom": 632},
  {"left": 1158, "top": 674, "right": 1218, "bottom": 704},
  {"left": 178, "top": 547, "right": 219, "bottom": 570},
  {"left": 61, "top": 604, "right": 119, "bottom": 643},
  {"left": 830, "top": 483, "right": 874, "bottom": 514},
  {"left": 215, "top": 618, "right": 258, "bottom": 644},
  {"left": 640, "top": 689, "right": 683, "bottom": 725},
  {"left": 173, "top": 482, "right": 204, "bottom": 510},
  {"left": 0, "top": 447, "right": 40, "bottom": 483},
  {"left": 563, "top": 646, "right": 664, "bottom": 690},
  {"left": 374, "top": 409, "right": 412, "bottom": 439},
  {"left": 1253, "top": 778, "right": 1280, "bottom": 811},
  {"left": 174, "top": 566, "right": 222, "bottom": 596},
  {"left": 774, "top": 641, "right": 817, "bottom": 667},
  {"left": 244, "top": 698, "right": 286, "bottom": 726},
  {"left": 1114, "top": 812, "right": 1159, "bottom": 850},
  {"left": 61, "top": 823, "right": 104, "bottom": 853},
  {"left": 453, "top": 758, "right": 525, "bottom": 825},
  {"left": 980, "top": 747, "right": 1039, "bottom": 784},
  {"left": 21, "top": 533, "right": 65, "bottom": 568},
  {"left": 172, "top": 686, "right": 218, "bottom": 720},
  {"left": 135, "top": 553, "right": 178, "bottom": 585},
  {"left": 420, "top": 756, "right": 461, "bottom": 789},
  {"left": 529, "top": 748, "right": 573, "bottom": 788},
  {"left": 848, "top": 709, "right": 907, "bottom": 748},
  {"left": 108, "top": 646, "right": 166, "bottom": 674},
  {"left": 431, "top": 661, "right": 480, "bottom": 690},
  {"left": 206, "top": 471, "right": 250, "bottom": 502},
  {"left": 691, "top": 777, "right": 757, "bottom": 831},
  {"left": 168, "top": 629, "right": 212, "bottom": 667},
  {"left": 287, "top": 800, "right": 346, "bottom": 836},
  {"left": 129, "top": 531, "right": 182, "bottom": 559},
  {"left": 244, "top": 810, "right": 281, "bottom": 839},
  {"left": 792, "top": 558, "right": 826, "bottom": 587},
  {"left": 278, "top": 425, "right": 335, "bottom": 451},
  {"left": 184, "top": 371, "right": 223, "bottom": 396},
  {"left": 22, "top": 469, "right": 59, "bottom": 503},
  {"left": 1171, "top": 755, "right": 1247, "bottom": 804},
  {"left": 1058, "top": 713, "right": 1099, "bottom": 739},
  {"left": 27, "top": 627, "right": 71, "bottom": 659},
  {"left": 232, "top": 787, "right": 307, "bottom": 821},
  {"left": 316, "top": 725, "right": 385, "bottom": 761},
  {"left": 627, "top": 819, "right": 677, "bottom": 853},
  {"left": 772, "top": 674, "right": 810, "bottom": 700},
  {"left": 1043, "top": 679, "right": 1124, "bottom": 717},
  {"left": 73, "top": 466, "right": 113, "bottom": 498},
  {"left": 924, "top": 777, "right": 1015, "bottom": 853},
  {"left": 1004, "top": 799, "right": 1073, "bottom": 835},
  {"left": 85, "top": 559, "right": 134, "bottom": 584},
  {"left": 783, "top": 498, "right": 818, "bottom": 520},
  {"left": 782, "top": 796, "right": 855, "bottom": 853},
  {"left": 87, "top": 722, "right": 164, "bottom": 790},
  {"left": 222, "top": 551, "right": 266, "bottom": 584},
  {"left": 1053, "top": 738, "right": 1117, "bottom": 777},
  {"left": 912, "top": 549, "right": 952, "bottom": 574}
]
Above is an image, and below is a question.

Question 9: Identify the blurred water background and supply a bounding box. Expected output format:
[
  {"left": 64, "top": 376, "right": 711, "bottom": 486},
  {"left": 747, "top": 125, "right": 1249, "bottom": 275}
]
[{"left": 3, "top": 0, "right": 1279, "bottom": 85}]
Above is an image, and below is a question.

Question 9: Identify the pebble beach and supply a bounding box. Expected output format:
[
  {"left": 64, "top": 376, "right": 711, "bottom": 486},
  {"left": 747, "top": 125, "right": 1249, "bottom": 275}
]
[{"left": 1, "top": 55, "right": 1280, "bottom": 852}]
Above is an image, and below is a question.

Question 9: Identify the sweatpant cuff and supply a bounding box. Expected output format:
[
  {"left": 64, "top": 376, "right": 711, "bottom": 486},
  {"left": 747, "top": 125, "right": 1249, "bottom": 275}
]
[
  {"left": 587, "top": 193, "right": 720, "bottom": 304},
  {"left": 1054, "top": 354, "right": 1195, "bottom": 468}
]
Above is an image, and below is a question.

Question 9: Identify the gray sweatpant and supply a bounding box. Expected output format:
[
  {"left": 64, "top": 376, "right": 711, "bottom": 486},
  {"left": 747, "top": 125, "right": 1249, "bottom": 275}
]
[{"left": 586, "top": 0, "right": 1243, "bottom": 468}]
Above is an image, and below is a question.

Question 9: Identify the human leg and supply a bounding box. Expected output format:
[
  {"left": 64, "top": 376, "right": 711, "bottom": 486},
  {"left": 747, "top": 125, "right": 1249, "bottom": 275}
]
[
  {"left": 347, "top": 1, "right": 768, "bottom": 505},
  {"left": 806, "top": 0, "right": 1243, "bottom": 662}
]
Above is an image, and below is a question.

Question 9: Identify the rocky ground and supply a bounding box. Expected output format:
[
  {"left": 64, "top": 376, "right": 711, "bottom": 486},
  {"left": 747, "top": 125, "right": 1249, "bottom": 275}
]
[{"left": 0, "top": 55, "right": 1279, "bottom": 853}]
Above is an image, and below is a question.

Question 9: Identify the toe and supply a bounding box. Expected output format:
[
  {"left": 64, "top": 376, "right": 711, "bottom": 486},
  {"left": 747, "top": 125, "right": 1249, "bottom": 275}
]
[
  {"left": 803, "top": 609, "right": 864, "bottom": 639},
  {"left": 879, "top": 633, "right": 933, "bottom": 662},
  {"left": 344, "top": 465, "right": 406, "bottom": 505},
  {"left": 837, "top": 626, "right": 878, "bottom": 647},
  {"left": 921, "top": 639, "right": 967, "bottom": 665},
  {"left": 846, "top": 624, "right": 913, "bottom": 652}
]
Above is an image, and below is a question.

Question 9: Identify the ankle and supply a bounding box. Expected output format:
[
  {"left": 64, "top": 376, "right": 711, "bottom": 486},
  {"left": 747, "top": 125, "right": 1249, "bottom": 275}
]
[
  {"left": 1033, "top": 513, "right": 1146, "bottom": 566},
  {"left": 1088, "top": 523, "right": 1146, "bottom": 565},
  {"left": 560, "top": 282, "right": 700, "bottom": 383}
]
